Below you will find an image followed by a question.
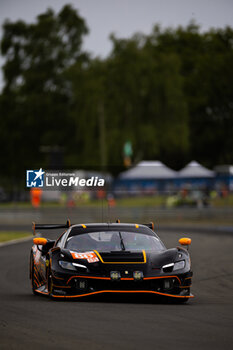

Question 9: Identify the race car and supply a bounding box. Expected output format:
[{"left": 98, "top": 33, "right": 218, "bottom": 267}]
[{"left": 30, "top": 220, "right": 194, "bottom": 301}]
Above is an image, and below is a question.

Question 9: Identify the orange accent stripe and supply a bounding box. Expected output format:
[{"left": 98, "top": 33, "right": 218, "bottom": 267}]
[
  {"left": 34, "top": 263, "right": 40, "bottom": 272},
  {"left": 33, "top": 277, "right": 39, "bottom": 287},
  {"left": 52, "top": 290, "right": 194, "bottom": 299},
  {"left": 33, "top": 268, "right": 40, "bottom": 281},
  {"left": 185, "top": 277, "right": 192, "bottom": 280},
  {"left": 34, "top": 261, "right": 40, "bottom": 270},
  {"left": 35, "top": 276, "right": 47, "bottom": 286},
  {"left": 34, "top": 273, "right": 40, "bottom": 284},
  {"left": 33, "top": 261, "right": 39, "bottom": 269},
  {"left": 34, "top": 268, "right": 42, "bottom": 282},
  {"left": 34, "top": 268, "right": 47, "bottom": 285},
  {"left": 52, "top": 274, "right": 65, "bottom": 280},
  {"left": 35, "top": 290, "right": 49, "bottom": 295},
  {"left": 33, "top": 265, "right": 39, "bottom": 276},
  {"left": 53, "top": 284, "right": 71, "bottom": 288},
  {"left": 179, "top": 285, "right": 192, "bottom": 288}
]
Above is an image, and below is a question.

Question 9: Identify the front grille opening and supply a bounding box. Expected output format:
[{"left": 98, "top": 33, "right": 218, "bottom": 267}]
[{"left": 99, "top": 252, "right": 144, "bottom": 263}]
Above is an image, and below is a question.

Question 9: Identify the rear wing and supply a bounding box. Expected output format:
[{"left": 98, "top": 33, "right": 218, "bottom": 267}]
[{"left": 32, "top": 219, "right": 71, "bottom": 235}]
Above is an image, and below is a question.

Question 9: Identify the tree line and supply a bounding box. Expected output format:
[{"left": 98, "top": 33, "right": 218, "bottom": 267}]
[{"left": 0, "top": 4, "right": 232, "bottom": 188}]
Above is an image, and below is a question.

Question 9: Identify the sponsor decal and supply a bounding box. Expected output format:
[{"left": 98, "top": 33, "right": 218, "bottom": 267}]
[{"left": 71, "top": 251, "right": 99, "bottom": 263}]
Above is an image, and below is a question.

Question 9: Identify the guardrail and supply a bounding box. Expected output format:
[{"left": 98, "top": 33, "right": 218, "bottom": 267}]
[{"left": 0, "top": 206, "right": 232, "bottom": 225}]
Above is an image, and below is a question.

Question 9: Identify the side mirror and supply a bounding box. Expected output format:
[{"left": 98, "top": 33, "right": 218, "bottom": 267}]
[
  {"left": 33, "top": 237, "right": 48, "bottom": 246},
  {"left": 179, "top": 237, "right": 191, "bottom": 247}
]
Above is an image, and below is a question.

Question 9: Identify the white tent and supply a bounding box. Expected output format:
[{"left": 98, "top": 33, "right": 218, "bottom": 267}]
[
  {"left": 119, "top": 161, "right": 177, "bottom": 179},
  {"left": 178, "top": 161, "right": 214, "bottom": 178}
]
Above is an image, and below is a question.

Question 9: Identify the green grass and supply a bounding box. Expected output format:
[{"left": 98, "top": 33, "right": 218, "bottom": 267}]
[
  {"left": 115, "top": 196, "right": 165, "bottom": 207},
  {"left": 0, "top": 193, "right": 232, "bottom": 208},
  {"left": 211, "top": 194, "right": 233, "bottom": 207},
  {"left": 0, "top": 202, "right": 60, "bottom": 208},
  {"left": 0, "top": 231, "right": 31, "bottom": 243},
  {"left": 0, "top": 196, "right": 166, "bottom": 208}
]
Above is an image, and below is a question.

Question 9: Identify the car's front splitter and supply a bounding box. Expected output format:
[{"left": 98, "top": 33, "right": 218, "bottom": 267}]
[{"left": 50, "top": 289, "right": 194, "bottom": 299}]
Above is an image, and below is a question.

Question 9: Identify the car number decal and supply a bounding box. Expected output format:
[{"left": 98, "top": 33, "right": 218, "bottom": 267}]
[{"left": 71, "top": 251, "right": 99, "bottom": 263}]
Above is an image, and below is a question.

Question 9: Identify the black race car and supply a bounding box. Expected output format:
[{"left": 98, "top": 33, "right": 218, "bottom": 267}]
[{"left": 30, "top": 220, "right": 193, "bottom": 301}]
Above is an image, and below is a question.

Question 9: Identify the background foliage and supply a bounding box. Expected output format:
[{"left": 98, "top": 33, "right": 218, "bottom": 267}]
[{"left": 0, "top": 5, "right": 233, "bottom": 187}]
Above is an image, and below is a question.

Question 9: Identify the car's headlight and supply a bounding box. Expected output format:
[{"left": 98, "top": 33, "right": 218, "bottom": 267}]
[
  {"left": 173, "top": 260, "right": 185, "bottom": 270},
  {"left": 59, "top": 261, "right": 76, "bottom": 271}
]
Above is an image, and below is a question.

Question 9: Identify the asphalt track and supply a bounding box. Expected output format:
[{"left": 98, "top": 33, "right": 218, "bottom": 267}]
[{"left": 0, "top": 230, "right": 233, "bottom": 350}]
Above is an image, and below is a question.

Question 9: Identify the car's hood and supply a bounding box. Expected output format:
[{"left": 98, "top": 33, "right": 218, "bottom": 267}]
[{"left": 63, "top": 247, "right": 179, "bottom": 267}]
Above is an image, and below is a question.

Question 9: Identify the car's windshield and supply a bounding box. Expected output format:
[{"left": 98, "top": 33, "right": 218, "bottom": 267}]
[{"left": 65, "top": 231, "right": 165, "bottom": 252}]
